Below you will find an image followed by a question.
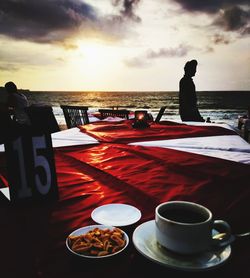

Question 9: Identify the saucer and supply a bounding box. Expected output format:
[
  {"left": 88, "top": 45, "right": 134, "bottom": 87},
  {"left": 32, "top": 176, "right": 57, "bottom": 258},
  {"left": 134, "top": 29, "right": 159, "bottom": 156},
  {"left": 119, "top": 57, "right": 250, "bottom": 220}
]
[
  {"left": 132, "top": 220, "right": 231, "bottom": 271},
  {"left": 91, "top": 203, "right": 141, "bottom": 226}
]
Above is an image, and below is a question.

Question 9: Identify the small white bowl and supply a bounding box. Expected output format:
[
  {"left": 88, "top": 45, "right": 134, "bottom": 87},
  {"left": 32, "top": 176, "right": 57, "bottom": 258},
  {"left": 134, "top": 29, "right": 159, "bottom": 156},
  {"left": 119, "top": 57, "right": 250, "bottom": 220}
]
[{"left": 66, "top": 224, "right": 129, "bottom": 259}]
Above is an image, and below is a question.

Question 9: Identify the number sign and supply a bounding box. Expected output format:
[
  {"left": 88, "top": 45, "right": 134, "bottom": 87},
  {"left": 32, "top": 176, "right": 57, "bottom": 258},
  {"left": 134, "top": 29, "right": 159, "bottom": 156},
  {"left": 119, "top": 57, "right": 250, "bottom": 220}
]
[{"left": 4, "top": 130, "right": 58, "bottom": 204}]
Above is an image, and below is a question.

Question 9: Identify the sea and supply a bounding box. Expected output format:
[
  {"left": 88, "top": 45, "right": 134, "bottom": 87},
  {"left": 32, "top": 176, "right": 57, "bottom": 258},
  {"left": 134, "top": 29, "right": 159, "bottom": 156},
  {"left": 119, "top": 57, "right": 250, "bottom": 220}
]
[{"left": 24, "top": 90, "right": 250, "bottom": 128}]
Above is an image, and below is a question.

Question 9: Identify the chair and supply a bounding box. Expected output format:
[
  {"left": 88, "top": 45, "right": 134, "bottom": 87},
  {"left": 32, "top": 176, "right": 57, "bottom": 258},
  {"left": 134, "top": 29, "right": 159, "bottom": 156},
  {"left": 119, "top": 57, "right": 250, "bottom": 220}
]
[
  {"left": 60, "top": 105, "right": 89, "bottom": 129},
  {"left": 0, "top": 110, "right": 15, "bottom": 143},
  {"left": 25, "top": 105, "right": 60, "bottom": 133},
  {"left": 155, "top": 106, "right": 167, "bottom": 123},
  {"left": 98, "top": 109, "right": 130, "bottom": 120},
  {"left": 243, "top": 120, "right": 250, "bottom": 142},
  {"left": 238, "top": 106, "right": 250, "bottom": 142}
]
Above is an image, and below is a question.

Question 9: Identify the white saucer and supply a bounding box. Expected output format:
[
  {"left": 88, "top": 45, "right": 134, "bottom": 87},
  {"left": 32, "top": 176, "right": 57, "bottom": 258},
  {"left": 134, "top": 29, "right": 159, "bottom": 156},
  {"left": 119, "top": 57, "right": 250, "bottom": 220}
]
[
  {"left": 91, "top": 203, "right": 141, "bottom": 226},
  {"left": 132, "top": 220, "right": 231, "bottom": 271}
]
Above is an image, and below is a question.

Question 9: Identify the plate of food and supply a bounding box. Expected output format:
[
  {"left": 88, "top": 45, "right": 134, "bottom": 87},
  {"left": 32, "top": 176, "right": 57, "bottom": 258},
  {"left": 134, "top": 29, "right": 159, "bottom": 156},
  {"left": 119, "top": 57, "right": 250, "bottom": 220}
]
[{"left": 66, "top": 224, "right": 129, "bottom": 259}]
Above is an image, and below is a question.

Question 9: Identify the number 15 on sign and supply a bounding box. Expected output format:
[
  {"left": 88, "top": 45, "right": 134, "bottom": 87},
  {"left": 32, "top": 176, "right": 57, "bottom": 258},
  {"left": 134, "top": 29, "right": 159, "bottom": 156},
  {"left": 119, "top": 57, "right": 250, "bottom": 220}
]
[{"left": 5, "top": 132, "right": 58, "bottom": 204}]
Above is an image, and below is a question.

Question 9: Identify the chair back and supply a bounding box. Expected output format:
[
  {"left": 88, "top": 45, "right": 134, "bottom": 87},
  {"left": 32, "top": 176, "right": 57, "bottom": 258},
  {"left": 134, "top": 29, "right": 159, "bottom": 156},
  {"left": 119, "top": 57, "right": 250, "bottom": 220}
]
[
  {"left": 98, "top": 109, "right": 129, "bottom": 120},
  {"left": 0, "top": 110, "right": 15, "bottom": 143},
  {"left": 60, "top": 105, "right": 89, "bottom": 128},
  {"left": 155, "top": 106, "right": 167, "bottom": 123},
  {"left": 25, "top": 105, "right": 60, "bottom": 133}
]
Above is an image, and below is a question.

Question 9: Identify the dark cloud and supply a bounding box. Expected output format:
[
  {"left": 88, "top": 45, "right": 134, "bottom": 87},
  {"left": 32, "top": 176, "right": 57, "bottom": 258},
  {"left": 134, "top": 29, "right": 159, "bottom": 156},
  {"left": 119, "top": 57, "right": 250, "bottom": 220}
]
[
  {"left": 170, "top": 0, "right": 250, "bottom": 37},
  {"left": 0, "top": 0, "right": 142, "bottom": 44},
  {"left": 0, "top": 0, "right": 97, "bottom": 43},
  {"left": 171, "top": 0, "right": 249, "bottom": 14},
  {"left": 214, "top": 6, "right": 250, "bottom": 33},
  {"left": 241, "top": 26, "right": 250, "bottom": 35},
  {"left": 112, "top": 0, "right": 141, "bottom": 22}
]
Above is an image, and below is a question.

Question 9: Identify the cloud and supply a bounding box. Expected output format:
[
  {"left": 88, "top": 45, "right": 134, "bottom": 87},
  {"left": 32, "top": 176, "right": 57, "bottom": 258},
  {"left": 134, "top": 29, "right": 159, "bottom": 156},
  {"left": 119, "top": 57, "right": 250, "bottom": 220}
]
[
  {"left": 214, "top": 6, "right": 250, "bottom": 33},
  {"left": 204, "top": 46, "right": 214, "bottom": 53},
  {"left": 112, "top": 0, "right": 141, "bottom": 22},
  {"left": 0, "top": 63, "right": 19, "bottom": 72},
  {"left": 211, "top": 33, "right": 231, "bottom": 44},
  {"left": 146, "top": 44, "right": 191, "bottom": 59},
  {"left": 124, "top": 56, "right": 150, "bottom": 68},
  {"left": 241, "top": 26, "right": 250, "bottom": 35},
  {"left": 0, "top": 41, "right": 65, "bottom": 72},
  {"left": 170, "top": 0, "right": 250, "bottom": 36},
  {"left": 0, "top": 0, "right": 142, "bottom": 44},
  {"left": 0, "top": 0, "right": 98, "bottom": 43},
  {"left": 124, "top": 44, "right": 192, "bottom": 68},
  {"left": 171, "top": 1, "right": 249, "bottom": 14}
]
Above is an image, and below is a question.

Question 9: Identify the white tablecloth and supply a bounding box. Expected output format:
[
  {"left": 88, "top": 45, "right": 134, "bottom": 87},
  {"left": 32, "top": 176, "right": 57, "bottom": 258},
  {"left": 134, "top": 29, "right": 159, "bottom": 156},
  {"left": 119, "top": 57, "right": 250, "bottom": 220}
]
[{"left": 1, "top": 121, "right": 249, "bottom": 164}]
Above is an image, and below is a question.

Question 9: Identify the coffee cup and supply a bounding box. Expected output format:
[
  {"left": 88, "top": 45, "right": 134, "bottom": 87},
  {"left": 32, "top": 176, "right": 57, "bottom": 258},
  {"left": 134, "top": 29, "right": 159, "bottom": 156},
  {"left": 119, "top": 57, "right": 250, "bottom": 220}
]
[{"left": 155, "top": 201, "right": 231, "bottom": 255}]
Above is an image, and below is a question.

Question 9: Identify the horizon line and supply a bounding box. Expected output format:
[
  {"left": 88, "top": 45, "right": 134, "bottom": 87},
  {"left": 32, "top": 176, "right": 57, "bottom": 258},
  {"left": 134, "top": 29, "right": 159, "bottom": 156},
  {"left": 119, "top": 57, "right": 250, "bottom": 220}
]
[{"left": 27, "top": 89, "right": 250, "bottom": 93}]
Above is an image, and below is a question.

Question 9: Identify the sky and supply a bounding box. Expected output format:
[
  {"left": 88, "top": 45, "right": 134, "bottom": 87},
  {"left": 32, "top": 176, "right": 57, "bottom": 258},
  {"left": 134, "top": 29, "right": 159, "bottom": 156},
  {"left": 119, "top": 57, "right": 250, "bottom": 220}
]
[{"left": 0, "top": 0, "right": 249, "bottom": 91}]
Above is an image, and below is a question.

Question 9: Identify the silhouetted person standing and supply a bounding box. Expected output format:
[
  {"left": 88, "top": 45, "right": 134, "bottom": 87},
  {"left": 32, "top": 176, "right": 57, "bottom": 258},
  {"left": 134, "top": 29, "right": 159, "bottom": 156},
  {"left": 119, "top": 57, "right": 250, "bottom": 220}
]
[{"left": 179, "top": 60, "right": 205, "bottom": 122}]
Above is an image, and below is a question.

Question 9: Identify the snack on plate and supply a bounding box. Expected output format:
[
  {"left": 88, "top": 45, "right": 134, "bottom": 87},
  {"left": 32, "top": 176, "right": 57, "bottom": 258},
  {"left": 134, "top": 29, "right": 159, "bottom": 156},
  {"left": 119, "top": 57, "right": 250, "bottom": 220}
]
[{"left": 68, "top": 227, "right": 126, "bottom": 257}]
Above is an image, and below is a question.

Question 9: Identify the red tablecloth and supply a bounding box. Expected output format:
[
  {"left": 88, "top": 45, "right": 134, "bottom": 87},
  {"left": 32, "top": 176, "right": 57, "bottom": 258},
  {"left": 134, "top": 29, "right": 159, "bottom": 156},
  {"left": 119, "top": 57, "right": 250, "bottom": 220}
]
[
  {"left": 79, "top": 120, "right": 237, "bottom": 143},
  {"left": 0, "top": 143, "right": 250, "bottom": 278}
]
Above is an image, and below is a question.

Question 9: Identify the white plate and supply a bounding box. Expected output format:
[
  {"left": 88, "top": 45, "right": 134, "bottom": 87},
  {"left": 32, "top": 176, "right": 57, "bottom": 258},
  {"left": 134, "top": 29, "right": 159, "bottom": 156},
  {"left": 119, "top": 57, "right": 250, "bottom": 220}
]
[
  {"left": 91, "top": 203, "right": 141, "bottom": 226},
  {"left": 132, "top": 220, "right": 231, "bottom": 271},
  {"left": 66, "top": 224, "right": 129, "bottom": 259}
]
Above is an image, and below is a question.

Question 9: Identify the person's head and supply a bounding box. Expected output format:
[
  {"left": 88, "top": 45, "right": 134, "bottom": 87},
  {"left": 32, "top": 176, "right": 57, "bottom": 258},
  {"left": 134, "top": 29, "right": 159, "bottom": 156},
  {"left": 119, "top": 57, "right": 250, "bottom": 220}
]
[
  {"left": 184, "top": 60, "right": 198, "bottom": 77},
  {"left": 5, "top": 81, "right": 17, "bottom": 94}
]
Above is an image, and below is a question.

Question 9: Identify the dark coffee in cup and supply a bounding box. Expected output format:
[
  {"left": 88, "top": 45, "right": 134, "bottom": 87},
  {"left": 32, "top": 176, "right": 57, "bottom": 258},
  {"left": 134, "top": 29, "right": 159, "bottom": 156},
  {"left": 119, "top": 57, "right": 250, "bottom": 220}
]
[
  {"left": 155, "top": 201, "right": 232, "bottom": 254},
  {"left": 159, "top": 207, "right": 208, "bottom": 224}
]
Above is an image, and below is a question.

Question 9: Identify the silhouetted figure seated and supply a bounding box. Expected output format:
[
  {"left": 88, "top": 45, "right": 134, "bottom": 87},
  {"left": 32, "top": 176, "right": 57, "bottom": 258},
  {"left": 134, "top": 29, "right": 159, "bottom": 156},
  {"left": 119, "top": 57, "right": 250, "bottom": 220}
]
[
  {"left": 206, "top": 117, "right": 211, "bottom": 123},
  {"left": 179, "top": 60, "right": 205, "bottom": 122},
  {"left": 5, "top": 81, "right": 30, "bottom": 125},
  {"left": 0, "top": 82, "right": 29, "bottom": 143}
]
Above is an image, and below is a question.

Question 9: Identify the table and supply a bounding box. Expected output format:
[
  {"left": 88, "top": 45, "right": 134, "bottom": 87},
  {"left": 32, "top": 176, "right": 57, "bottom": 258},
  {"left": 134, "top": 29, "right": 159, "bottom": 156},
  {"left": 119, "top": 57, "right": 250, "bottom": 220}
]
[{"left": 0, "top": 120, "right": 250, "bottom": 278}]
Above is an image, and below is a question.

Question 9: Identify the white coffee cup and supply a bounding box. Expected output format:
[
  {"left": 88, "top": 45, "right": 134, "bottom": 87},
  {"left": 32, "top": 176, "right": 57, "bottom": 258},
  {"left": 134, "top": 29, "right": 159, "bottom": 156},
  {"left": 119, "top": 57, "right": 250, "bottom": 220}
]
[{"left": 155, "top": 201, "right": 231, "bottom": 255}]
